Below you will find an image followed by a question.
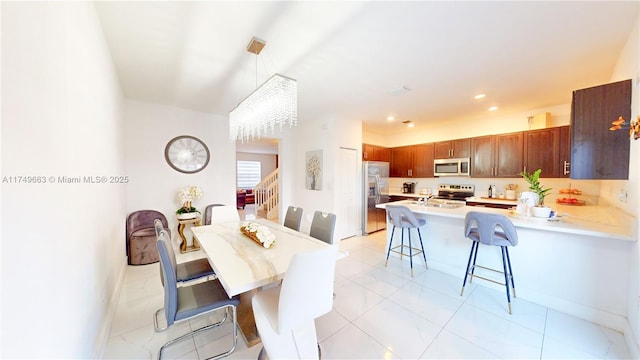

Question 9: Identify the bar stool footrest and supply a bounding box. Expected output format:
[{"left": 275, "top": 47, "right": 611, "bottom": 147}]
[{"left": 390, "top": 245, "right": 424, "bottom": 258}]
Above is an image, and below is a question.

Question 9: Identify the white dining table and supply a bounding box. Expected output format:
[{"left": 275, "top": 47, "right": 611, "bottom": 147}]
[{"left": 191, "top": 218, "right": 343, "bottom": 346}]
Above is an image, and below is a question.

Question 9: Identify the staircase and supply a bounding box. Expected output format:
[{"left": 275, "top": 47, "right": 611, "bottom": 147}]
[{"left": 255, "top": 168, "right": 278, "bottom": 220}]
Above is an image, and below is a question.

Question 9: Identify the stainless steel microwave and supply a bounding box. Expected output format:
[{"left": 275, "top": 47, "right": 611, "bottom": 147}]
[{"left": 434, "top": 158, "right": 470, "bottom": 176}]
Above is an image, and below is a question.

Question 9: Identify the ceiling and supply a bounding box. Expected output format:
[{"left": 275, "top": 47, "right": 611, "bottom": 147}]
[{"left": 95, "top": 1, "right": 639, "bottom": 138}]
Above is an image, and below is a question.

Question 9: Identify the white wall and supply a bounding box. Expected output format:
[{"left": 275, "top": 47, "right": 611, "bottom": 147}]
[
  {"left": 236, "top": 152, "right": 278, "bottom": 187},
  {"left": 283, "top": 114, "right": 362, "bottom": 239},
  {"left": 1, "top": 2, "right": 125, "bottom": 357},
  {"left": 124, "top": 100, "right": 237, "bottom": 233},
  {"left": 609, "top": 15, "right": 640, "bottom": 357}
]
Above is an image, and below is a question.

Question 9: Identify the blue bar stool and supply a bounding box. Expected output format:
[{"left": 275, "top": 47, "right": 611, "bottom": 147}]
[
  {"left": 384, "top": 205, "right": 427, "bottom": 277},
  {"left": 460, "top": 211, "right": 518, "bottom": 314}
]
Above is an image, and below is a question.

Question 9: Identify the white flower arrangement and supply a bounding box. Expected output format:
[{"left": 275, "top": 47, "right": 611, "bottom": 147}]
[
  {"left": 306, "top": 154, "right": 321, "bottom": 176},
  {"left": 240, "top": 221, "right": 276, "bottom": 249},
  {"left": 176, "top": 185, "right": 204, "bottom": 214}
]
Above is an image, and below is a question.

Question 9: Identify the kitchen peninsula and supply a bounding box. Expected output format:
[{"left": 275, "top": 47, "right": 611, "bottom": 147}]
[{"left": 376, "top": 200, "right": 636, "bottom": 332}]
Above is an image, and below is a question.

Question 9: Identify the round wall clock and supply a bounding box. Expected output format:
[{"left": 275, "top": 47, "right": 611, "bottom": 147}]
[{"left": 164, "top": 135, "right": 210, "bottom": 174}]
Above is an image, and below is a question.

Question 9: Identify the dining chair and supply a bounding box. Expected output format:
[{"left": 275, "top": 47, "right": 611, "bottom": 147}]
[
  {"left": 209, "top": 205, "right": 240, "bottom": 223},
  {"left": 203, "top": 204, "right": 225, "bottom": 225},
  {"left": 126, "top": 210, "right": 167, "bottom": 265},
  {"left": 153, "top": 219, "right": 215, "bottom": 288},
  {"left": 460, "top": 211, "right": 518, "bottom": 314},
  {"left": 309, "top": 211, "right": 337, "bottom": 244},
  {"left": 283, "top": 206, "right": 303, "bottom": 231},
  {"left": 154, "top": 230, "right": 239, "bottom": 360},
  {"left": 252, "top": 245, "right": 339, "bottom": 360}
]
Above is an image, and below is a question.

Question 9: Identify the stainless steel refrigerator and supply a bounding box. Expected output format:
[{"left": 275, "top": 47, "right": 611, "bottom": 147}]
[{"left": 363, "top": 161, "right": 390, "bottom": 234}]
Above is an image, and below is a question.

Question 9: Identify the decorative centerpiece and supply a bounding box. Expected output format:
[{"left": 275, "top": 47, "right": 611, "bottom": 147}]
[
  {"left": 520, "top": 169, "right": 553, "bottom": 217},
  {"left": 240, "top": 222, "right": 276, "bottom": 249},
  {"left": 176, "top": 185, "right": 204, "bottom": 220}
]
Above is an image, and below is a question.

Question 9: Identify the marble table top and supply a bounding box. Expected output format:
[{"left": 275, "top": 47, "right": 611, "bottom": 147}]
[{"left": 192, "top": 218, "right": 335, "bottom": 297}]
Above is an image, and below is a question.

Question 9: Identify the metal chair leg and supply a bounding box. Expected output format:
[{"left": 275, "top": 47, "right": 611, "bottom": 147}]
[
  {"left": 417, "top": 228, "right": 428, "bottom": 268},
  {"left": 504, "top": 246, "right": 516, "bottom": 297},
  {"left": 501, "top": 247, "right": 512, "bottom": 314},
  {"left": 460, "top": 241, "right": 476, "bottom": 296},
  {"left": 469, "top": 241, "right": 480, "bottom": 283},
  {"left": 408, "top": 229, "right": 414, "bottom": 277},
  {"left": 385, "top": 226, "right": 396, "bottom": 266}
]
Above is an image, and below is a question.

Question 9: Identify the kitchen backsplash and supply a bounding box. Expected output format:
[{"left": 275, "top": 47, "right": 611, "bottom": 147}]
[{"left": 389, "top": 177, "right": 603, "bottom": 205}]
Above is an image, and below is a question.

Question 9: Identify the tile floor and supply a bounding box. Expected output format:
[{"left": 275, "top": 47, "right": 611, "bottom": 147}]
[{"left": 104, "top": 208, "right": 632, "bottom": 359}]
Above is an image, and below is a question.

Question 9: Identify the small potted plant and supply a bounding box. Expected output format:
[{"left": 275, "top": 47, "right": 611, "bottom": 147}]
[
  {"left": 176, "top": 185, "right": 203, "bottom": 219},
  {"left": 520, "top": 168, "right": 553, "bottom": 217}
]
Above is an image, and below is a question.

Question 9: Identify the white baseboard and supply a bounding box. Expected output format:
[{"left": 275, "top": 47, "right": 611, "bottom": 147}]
[
  {"left": 625, "top": 321, "right": 640, "bottom": 360},
  {"left": 92, "top": 256, "right": 128, "bottom": 358}
]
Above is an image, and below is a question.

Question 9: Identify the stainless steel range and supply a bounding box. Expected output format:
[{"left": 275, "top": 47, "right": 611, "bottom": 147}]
[{"left": 427, "top": 184, "right": 474, "bottom": 208}]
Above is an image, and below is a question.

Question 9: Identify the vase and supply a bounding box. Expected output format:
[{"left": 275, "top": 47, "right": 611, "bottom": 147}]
[
  {"left": 311, "top": 175, "right": 316, "bottom": 190},
  {"left": 531, "top": 206, "right": 552, "bottom": 218},
  {"left": 177, "top": 212, "right": 199, "bottom": 220}
]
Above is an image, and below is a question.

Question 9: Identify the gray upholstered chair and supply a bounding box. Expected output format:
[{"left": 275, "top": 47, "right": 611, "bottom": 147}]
[
  {"left": 126, "top": 210, "right": 167, "bottom": 265},
  {"left": 460, "top": 211, "right": 518, "bottom": 314},
  {"left": 309, "top": 211, "right": 337, "bottom": 244},
  {"left": 252, "top": 245, "right": 338, "bottom": 359},
  {"left": 203, "top": 204, "right": 224, "bottom": 225},
  {"left": 153, "top": 219, "right": 215, "bottom": 287},
  {"left": 283, "top": 206, "right": 303, "bottom": 232},
  {"left": 385, "top": 205, "right": 427, "bottom": 277},
  {"left": 154, "top": 230, "right": 239, "bottom": 360}
]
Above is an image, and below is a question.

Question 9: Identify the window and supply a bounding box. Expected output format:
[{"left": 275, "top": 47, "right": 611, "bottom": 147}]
[{"left": 237, "top": 161, "right": 261, "bottom": 189}]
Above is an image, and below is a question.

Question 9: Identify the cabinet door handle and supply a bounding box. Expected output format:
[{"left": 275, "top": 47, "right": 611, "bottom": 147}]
[
  {"left": 408, "top": 169, "right": 412, "bottom": 177},
  {"left": 563, "top": 161, "right": 571, "bottom": 175},
  {"left": 451, "top": 149, "right": 454, "bottom": 157}
]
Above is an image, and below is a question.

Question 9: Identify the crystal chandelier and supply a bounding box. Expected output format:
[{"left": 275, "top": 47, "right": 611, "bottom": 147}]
[{"left": 229, "top": 38, "right": 298, "bottom": 142}]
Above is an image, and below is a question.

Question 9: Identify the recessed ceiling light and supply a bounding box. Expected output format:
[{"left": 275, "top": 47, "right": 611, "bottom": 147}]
[
  {"left": 408, "top": 123, "right": 415, "bottom": 128},
  {"left": 387, "top": 116, "right": 395, "bottom": 122},
  {"left": 488, "top": 106, "right": 498, "bottom": 111},
  {"left": 475, "top": 94, "right": 486, "bottom": 99}
]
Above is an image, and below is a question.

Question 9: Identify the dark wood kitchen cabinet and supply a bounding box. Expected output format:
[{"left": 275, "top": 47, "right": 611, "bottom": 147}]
[
  {"left": 362, "top": 143, "right": 390, "bottom": 162},
  {"left": 434, "top": 138, "right": 470, "bottom": 159},
  {"left": 571, "top": 79, "right": 631, "bottom": 179},
  {"left": 390, "top": 145, "right": 414, "bottom": 177},
  {"left": 390, "top": 143, "right": 434, "bottom": 177},
  {"left": 524, "top": 127, "right": 561, "bottom": 178},
  {"left": 471, "top": 135, "right": 494, "bottom": 177},
  {"left": 471, "top": 132, "right": 523, "bottom": 178},
  {"left": 559, "top": 125, "right": 571, "bottom": 178},
  {"left": 413, "top": 143, "right": 434, "bottom": 178},
  {"left": 495, "top": 132, "right": 524, "bottom": 177}
]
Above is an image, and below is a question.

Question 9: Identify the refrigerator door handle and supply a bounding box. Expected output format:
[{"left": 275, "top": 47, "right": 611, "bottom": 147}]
[{"left": 374, "top": 174, "right": 381, "bottom": 202}]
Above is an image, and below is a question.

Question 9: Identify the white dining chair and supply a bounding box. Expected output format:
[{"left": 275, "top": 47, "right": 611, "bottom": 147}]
[
  {"left": 209, "top": 205, "right": 240, "bottom": 223},
  {"left": 252, "top": 245, "right": 338, "bottom": 359}
]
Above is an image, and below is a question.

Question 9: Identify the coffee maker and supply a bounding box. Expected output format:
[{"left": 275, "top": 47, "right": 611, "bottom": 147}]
[{"left": 402, "top": 182, "right": 415, "bottom": 194}]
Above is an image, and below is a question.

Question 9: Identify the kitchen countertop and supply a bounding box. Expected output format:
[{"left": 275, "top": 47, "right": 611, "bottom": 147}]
[{"left": 377, "top": 200, "right": 636, "bottom": 242}]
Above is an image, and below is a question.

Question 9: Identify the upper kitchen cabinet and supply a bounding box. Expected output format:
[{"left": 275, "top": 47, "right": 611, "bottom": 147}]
[
  {"left": 362, "top": 143, "right": 390, "bottom": 162},
  {"left": 524, "top": 127, "right": 561, "bottom": 178},
  {"left": 471, "top": 132, "right": 524, "bottom": 178},
  {"left": 390, "top": 145, "right": 414, "bottom": 177},
  {"left": 390, "top": 143, "right": 434, "bottom": 177},
  {"left": 571, "top": 79, "right": 631, "bottom": 179},
  {"left": 413, "top": 143, "right": 435, "bottom": 178},
  {"left": 559, "top": 125, "right": 571, "bottom": 178},
  {"left": 434, "top": 138, "right": 470, "bottom": 159}
]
